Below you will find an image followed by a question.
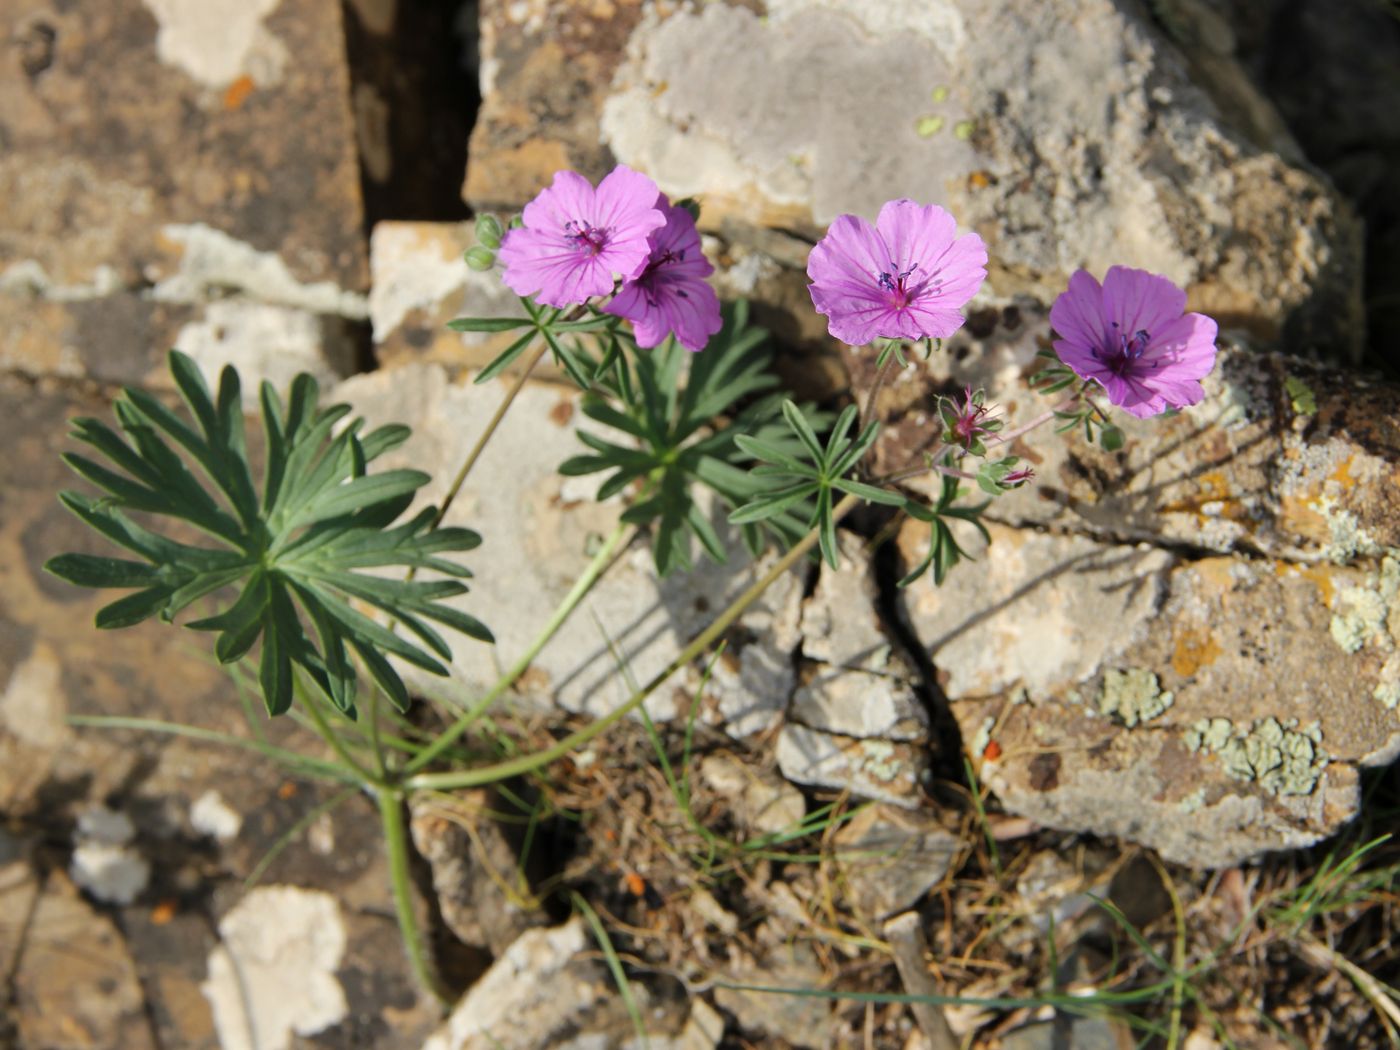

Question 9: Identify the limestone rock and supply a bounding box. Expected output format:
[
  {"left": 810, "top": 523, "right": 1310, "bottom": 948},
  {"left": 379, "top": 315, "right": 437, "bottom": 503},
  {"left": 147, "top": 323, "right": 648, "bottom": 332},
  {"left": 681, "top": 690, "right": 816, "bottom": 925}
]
[
  {"left": 775, "top": 724, "right": 928, "bottom": 808},
  {"left": 201, "top": 886, "right": 349, "bottom": 1050},
  {"left": 332, "top": 363, "right": 806, "bottom": 737},
  {"left": 409, "top": 791, "right": 550, "bottom": 955},
  {"left": 369, "top": 220, "right": 541, "bottom": 375},
  {"left": 833, "top": 803, "right": 960, "bottom": 920},
  {"left": 696, "top": 752, "right": 806, "bottom": 838},
  {"left": 1, "top": 0, "right": 367, "bottom": 387},
  {"left": 462, "top": 0, "right": 1361, "bottom": 359},
  {"left": 0, "top": 864, "right": 155, "bottom": 1049},
  {"left": 792, "top": 532, "right": 929, "bottom": 741},
  {"left": 897, "top": 519, "right": 1400, "bottom": 866},
  {"left": 424, "top": 917, "right": 671, "bottom": 1050}
]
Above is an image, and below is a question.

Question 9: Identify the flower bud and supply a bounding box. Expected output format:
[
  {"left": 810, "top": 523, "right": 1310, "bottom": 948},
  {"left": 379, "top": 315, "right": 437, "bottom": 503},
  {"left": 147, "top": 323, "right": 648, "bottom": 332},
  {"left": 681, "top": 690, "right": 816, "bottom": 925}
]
[
  {"left": 464, "top": 246, "right": 496, "bottom": 272},
  {"left": 474, "top": 214, "right": 504, "bottom": 250}
]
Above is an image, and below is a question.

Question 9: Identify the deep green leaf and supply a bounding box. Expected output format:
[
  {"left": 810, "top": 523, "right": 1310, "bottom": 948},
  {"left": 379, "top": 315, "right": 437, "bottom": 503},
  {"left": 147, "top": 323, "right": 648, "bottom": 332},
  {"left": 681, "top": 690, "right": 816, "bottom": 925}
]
[
  {"left": 44, "top": 554, "right": 161, "bottom": 589},
  {"left": 95, "top": 586, "right": 177, "bottom": 629},
  {"left": 446, "top": 316, "right": 532, "bottom": 332}
]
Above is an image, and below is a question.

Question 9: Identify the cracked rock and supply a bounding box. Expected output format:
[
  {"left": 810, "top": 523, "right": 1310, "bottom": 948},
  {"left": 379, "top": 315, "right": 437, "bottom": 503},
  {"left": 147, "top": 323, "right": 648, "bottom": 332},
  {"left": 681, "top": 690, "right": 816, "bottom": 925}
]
[{"left": 898, "top": 517, "right": 1400, "bottom": 866}]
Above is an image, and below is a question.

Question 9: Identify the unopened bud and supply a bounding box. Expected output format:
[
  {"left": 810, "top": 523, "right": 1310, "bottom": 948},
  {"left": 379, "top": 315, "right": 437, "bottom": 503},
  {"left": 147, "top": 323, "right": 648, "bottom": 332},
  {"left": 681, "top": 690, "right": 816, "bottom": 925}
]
[
  {"left": 464, "top": 246, "right": 496, "bottom": 272},
  {"left": 474, "top": 214, "right": 504, "bottom": 250}
]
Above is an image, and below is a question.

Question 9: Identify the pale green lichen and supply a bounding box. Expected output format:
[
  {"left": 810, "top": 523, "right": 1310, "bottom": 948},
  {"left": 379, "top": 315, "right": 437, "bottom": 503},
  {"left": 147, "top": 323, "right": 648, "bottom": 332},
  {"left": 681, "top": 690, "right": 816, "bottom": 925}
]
[
  {"left": 1374, "top": 654, "right": 1400, "bottom": 710},
  {"left": 1098, "top": 668, "right": 1174, "bottom": 728},
  {"left": 1184, "top": 716, "right": 1327, "bottom": 796},
  {"left": 856, "top": 739, "right": 903, "bottom": 782},
  {"left": 1178, "top": 787, "right": 1208, "bottom": 814},
  {"left": 1330, "top": 554, "right": 1400, "bottom": 654},
  {"left": 969, "top": 716, "right": 996, "bottom": 760}
]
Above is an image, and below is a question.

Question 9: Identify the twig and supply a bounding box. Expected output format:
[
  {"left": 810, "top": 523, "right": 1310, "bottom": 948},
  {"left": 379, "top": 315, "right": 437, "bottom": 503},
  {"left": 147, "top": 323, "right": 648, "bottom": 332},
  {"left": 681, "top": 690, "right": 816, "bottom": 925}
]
[{"left": 884, "top": 912, "right": 961, "bottom": 1050}]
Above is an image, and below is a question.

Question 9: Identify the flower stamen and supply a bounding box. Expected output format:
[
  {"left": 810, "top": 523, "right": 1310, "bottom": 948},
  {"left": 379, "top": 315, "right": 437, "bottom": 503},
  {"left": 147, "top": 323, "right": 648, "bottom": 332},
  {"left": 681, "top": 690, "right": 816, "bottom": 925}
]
[{"left": 563, "top": 220, "right": 609, "bottom": 255}]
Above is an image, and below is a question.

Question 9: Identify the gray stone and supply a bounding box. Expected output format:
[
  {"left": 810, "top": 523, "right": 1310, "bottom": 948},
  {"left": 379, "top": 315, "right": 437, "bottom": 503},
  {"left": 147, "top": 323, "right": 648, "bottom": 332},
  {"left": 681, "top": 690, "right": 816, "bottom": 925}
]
[
  {"left": 833, "top": 804, "right": 959, "bottom": 920},
  {"left": 898, "top": 517, "right": 1400, "bottom": 866},
  {"left": 712, "top": 939, "right": 834, "bottom": 1048},
  {"left": 696, "top": 753, "right": 806, "bottom": 839},
  {"left": 775, "top": 724, "right": 927, "bottom": 808},
  {"left": 791, "top": 532, "right": 929, "bottom": 741}
]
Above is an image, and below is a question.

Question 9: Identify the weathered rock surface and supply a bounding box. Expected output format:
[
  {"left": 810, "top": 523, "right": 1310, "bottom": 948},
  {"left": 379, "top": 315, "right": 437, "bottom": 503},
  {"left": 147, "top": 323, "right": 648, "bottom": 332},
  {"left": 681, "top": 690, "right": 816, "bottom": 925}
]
[
  {"left": 0, "top": 862, "right": 156, "bottom": 1049},
  {"left": 463, "top": 0, "right": 1362, "bottom": 359},
  {"left": 833, "top": 803, "right": 960, "bottom": 921},
  {"left": 1, "top": 0, "right": 367, "bottom": 389},
  {"left": 0, "top": 373, "right": 438, "bottom": 1048},
  {"left": 897, "top": 517, "right": 1400, "bottom": 866}
]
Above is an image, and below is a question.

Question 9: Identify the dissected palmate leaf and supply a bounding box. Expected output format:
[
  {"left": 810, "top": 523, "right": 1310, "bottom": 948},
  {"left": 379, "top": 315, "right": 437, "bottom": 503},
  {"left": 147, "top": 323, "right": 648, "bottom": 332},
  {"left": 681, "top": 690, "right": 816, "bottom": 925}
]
[
  {"left": 45, "top": 350, "right": 493, "bottom": 718},
  {"left": 557, "top": 302, "right": 825, "bottom": 576},
  {"left": 729, "top": 401, "right": 902, "bottom": 569},
  {"left": 897, "top": 471, "right": 992, "bottom": 587}
]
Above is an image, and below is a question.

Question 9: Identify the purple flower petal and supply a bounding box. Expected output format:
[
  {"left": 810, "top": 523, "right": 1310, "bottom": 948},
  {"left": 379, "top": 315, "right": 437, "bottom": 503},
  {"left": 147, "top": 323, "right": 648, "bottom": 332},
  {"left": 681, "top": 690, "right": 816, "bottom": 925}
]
[
  {"left": 499, "top": 167, "right": 665, "bottom": 308},
  {"left": 1049, "top": 267, "right": 1218, "bottom": 418},
  {"left": 807, "top": 201, "right": 985, "bottom": 345}
]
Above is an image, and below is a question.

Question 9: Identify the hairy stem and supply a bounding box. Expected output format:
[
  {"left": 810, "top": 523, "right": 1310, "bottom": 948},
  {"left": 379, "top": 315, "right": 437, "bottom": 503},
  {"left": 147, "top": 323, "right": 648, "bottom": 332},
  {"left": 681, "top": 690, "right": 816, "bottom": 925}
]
[
  {"left": 431, "top": 338, "right": 551, "bottom": 531},
  {"left": 404, "top": 517, "right": 637, "bottom": 775},
  {"left": 404, "top": 493, "right": 862, "bottom": 793},
  {"left": 860, "top": 346, "right": 902, "bottom": 436},
  {"left": 985, "top": 390, "right": 1083, "bottom": 450},
  {"left": 377, "top": 787, "right": 450, "bottom": 1007}
]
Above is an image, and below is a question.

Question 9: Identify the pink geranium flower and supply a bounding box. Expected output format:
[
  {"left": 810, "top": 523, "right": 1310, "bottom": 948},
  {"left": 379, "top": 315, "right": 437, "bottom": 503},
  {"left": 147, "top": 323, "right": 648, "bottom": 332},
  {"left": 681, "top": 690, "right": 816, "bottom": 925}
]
[
  {"left": 605, "top": 196, "right": 722, "bottom": 352},
  {"left": 497, "top": 167, "right": 666, "bottom": 308},
  {"left": 806, "top": 199, "right": 987, "bottom": 345},
  {"left": 1049, "top": 267, "right": 1218, "bottom": 419}
]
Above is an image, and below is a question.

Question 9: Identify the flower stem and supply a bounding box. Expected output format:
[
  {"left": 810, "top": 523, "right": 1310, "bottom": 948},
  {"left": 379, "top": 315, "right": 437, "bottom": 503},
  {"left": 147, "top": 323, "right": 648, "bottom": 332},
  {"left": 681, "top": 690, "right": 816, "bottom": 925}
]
[
  {"left": 430, "top": 337, "right": 551, "bottom": 531},
  {"left": 403, "top": 492, "right": 861, "bottom": 793},
  {"left": 376, "top": 786, "right": 450, "bottom": 1007},
  {"left": 861, "top": 345, "right": 902, "bottom": 435},
  {"left": 985, "top": 391, "right": 1083, "bottom": 450},
  {"left": 404, "top": 517, "right": 636, "bottom": 775}
]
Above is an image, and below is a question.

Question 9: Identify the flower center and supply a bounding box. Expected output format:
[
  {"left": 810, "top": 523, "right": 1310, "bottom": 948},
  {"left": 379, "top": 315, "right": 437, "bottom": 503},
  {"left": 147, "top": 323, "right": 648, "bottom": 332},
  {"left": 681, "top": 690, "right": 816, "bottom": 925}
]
[
  {"left": 876, "top": 264, "right": 942, "bottom": 310},
  {"left": 564, "top": 220, "right": 609, "bottom": 256},
  {"left": 1106, "top": 322, "right": 1152, "bottom": 375}
]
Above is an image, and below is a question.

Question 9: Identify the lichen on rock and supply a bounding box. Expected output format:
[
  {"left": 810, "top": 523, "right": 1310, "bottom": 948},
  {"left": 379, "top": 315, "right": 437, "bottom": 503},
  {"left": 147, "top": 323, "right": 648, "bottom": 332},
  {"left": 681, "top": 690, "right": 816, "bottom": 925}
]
[
  {"left": 1097, "top": 668, "right": 1174, "bottom": 728},
  {"left": 1184, "top": 716, "right": 1328, "bottom": 797}
]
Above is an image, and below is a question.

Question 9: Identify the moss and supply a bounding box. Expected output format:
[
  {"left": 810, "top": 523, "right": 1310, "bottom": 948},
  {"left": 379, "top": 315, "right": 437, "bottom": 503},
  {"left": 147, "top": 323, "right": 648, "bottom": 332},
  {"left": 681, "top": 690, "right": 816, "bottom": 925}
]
[
  {"left": 1284, "top": 375, "right": 1317, "bottom": 416},
  {"left": 1098, "top": 668, "right": 1174, "bottom": 728},
  {"left": 1184, "top": 716, "right": 1327, "bottom": 796}
]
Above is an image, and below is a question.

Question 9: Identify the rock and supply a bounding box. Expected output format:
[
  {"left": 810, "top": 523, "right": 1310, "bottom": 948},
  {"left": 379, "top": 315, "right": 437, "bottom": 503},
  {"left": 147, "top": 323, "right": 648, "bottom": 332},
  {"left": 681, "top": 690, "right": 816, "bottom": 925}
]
[
  {"left": 833, "top": 804, "right": 960, "bottom": 920},
  {"left": 897, "top": 516, "right": 1400, "bottom": 866},
  {"left": 1, "top": 0, "right": 367, "bottom": 388},
  {"left": 201, "top": 885, "right": 349, "bottom": 1050},
  {"left": 70, "top": 805, "right": 151, "bottom": 906},
  {"left": 409, "top": 791, "right": 550, "bottom": 955},
  {"left": 775, "top": 724, "right": 928, "bottom": 808},
  {"left": 463, "top": 0, "right": 1362, "bottom": 360},
  {"left": 0, "top": 863, "right": 156, "bottom": 1049},
  {"left": 369, "top": 220, "right": 541, "bottom": 375},
  {"left": 792, "top": 533, "right": 929, "bottom": 741},
  {"left": 712, "top": 939, "right": 834, "bottom": 1048},
  {"left": 424, "top": 917, "right": 663, "bottom": 1050},
  {"left": 190, "top": 789, "right": 243, "bottom": 842},
  {"left": 332, "top": 363, "right": 806, "bottom": 736},
  {"left": 697, "top": 753, "right": 806, "bottom": 839}
]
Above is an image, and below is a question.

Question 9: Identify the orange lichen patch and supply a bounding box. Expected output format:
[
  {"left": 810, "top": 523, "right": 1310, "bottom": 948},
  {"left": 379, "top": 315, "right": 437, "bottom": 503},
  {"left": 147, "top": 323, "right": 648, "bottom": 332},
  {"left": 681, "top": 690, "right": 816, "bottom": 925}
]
[
  {"left": 1196, "top": 471, "right": 1231, "bottom": 501},
  {"left": 1190, "top": 557, "right": 1238, "bottom": 603},
  {"left": 223, "top": 74, "right": 256, "bottom": 111},
  {"left": 277, "top": 780, "right": 298, "bottom": 800},
  {"left": 1275, "top": 562, "right": 1337, "bottom": 606},
  {"left": 1276, "top": 492, "right": 1332, "bottom": 545},
  {"left": 1172, "top": 625, "right": 1222, "bottom": 677},
  {"left": 1327, "top": 455, "right": 1358, "bottom": 493},
  {"left": 623, "top": 871, "right": 646, "bottom": 896},
  {"left": 968, "top": 170, "right": 992, "bottom": 190},
  {"left": 151, "top": 899, "right": 178, "bottom": 925}
]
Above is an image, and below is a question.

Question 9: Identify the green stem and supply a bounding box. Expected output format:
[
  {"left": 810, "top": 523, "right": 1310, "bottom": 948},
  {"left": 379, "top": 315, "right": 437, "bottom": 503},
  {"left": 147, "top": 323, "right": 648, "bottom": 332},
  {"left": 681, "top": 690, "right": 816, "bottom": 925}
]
[
  {"left": 431, "top": 338, "right": 551, "bottom": 532},
  {"left": 377, "top": 787, "right": 450, "bottom": 1007},
  {"left": 296, "top": 678, "right": 386, "bottom": 788},
  {"left": 404, "top": 517, "right": 636, "bottom": 775},
  {"left": 404, "top": 493, "right": 861, "bottom": 793},
  {"left": 860, "top": 346, "right": 901, "bottom": 437}
]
